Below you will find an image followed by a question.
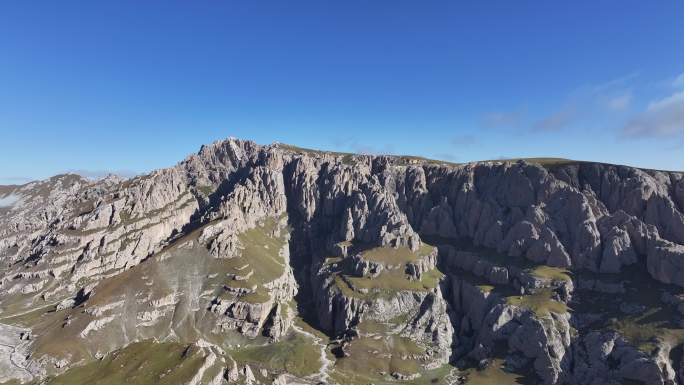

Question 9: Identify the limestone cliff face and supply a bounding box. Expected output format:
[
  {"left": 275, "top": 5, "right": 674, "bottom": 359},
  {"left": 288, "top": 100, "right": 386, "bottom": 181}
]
[{"left": 1, "top": 137, "right": 684, "bottom": 385}]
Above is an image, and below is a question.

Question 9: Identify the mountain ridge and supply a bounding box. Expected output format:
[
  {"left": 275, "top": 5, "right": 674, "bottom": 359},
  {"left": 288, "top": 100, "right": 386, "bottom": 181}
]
[
  {"left": 4, "top": 138, "right": 680, "bottom": 189},
  {"left": 1, "top": 136, "right": 684, "bottom": 385}
]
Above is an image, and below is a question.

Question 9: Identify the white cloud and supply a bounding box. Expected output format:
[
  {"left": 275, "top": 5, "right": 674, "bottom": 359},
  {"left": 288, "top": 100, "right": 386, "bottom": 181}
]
[
  {"left": 533, "top": 106, "right": 577, "bottom": 132},
  {"left": 674, "top": 73, "right": 684, "bottom": 89},
  {"left": 606, "top": 91, "right": 633, "bottom": 111},
  {"left": 648, "top": 91, "right": 684, "bottom": 111},
  {"left": 591, "top": 72, "right": 639, "bottom": 94},
  {"left": 622, "top": 91, "right": 684, "bottom": 137},
  {"left": 484, "top": 74, "right": 636, "bottom": 134}
]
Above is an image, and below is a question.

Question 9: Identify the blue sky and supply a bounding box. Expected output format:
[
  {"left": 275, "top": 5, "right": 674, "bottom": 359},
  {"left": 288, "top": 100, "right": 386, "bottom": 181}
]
[{"left": 1, "top": 1, "right": 683, "bottom": 183}]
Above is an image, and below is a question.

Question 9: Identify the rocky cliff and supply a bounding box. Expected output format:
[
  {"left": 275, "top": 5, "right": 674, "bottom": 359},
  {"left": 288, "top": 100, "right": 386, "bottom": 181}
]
[{"left": 1, "top": 137, "right": 683, "bottom": 385}]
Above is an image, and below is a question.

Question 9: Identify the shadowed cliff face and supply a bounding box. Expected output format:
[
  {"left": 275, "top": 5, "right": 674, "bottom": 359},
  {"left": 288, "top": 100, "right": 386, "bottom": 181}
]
[{"left": 1, "top": 137, "right": 683, "bottom": 385}]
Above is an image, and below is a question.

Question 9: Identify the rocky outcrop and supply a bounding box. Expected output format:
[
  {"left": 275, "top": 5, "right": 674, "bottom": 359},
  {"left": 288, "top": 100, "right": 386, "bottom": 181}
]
[
  {"left": 571, "top": 331, "right": 678, "bottom": 385},
  {"left": 349, "top": 254, "right": 384, "bottom": 278},
  {"left": 405, "top": 247, "right": 438, "bottom": 280},
  {"left": 0, "top": 323, "right": 38, "bottom": 383},
  {"left": 2, "top": 137, "right": 684, "bottom": 384},
  {"left": 648, "top": 240, "right": 684, "bottom": 286}
]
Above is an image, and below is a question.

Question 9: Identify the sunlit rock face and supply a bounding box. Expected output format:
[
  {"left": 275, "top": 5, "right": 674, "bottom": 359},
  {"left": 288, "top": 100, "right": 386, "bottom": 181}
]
[{"left": 1, "top": 137, "right": 684, "bottom": 385}]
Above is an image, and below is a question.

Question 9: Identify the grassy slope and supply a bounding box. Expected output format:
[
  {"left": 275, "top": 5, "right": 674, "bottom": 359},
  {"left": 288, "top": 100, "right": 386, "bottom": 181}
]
[
  {"left": 39, "top": 341, "right": 206, "bottom": 385},
  {"left": 230, "top": 330, "right": 322, "bottom": 378},
  {"left": 506, "top": 289, "right": 568, "bottom": 317},
  {"left": 220, "top": 217, "right": 289, "bottom": 304},
  {"left": 341, "top": 268, "right": 444, "bottom": 296},
  {"left": 321, "top": 244, "right": 454, "bottom": 384},
  {"left": 328, "top": 243, "right": 444, "bottom": 300},
  {"left": 461, "top": 359, "right": 528, "bottom": 385},
  {"left": 573, "top": 266, "right": 684, "bottom": 354}
]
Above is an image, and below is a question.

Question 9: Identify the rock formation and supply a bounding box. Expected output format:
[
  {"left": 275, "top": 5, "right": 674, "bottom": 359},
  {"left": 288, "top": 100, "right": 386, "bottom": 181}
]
[{"left": 1, "top": 137, "right": 683, "bottom": 384}]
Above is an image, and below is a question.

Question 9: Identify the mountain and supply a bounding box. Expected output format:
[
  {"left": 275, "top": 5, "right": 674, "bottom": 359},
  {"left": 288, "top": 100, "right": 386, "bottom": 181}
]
[{"left": 1, "top": 137, "right": 684, "bottom": 385}]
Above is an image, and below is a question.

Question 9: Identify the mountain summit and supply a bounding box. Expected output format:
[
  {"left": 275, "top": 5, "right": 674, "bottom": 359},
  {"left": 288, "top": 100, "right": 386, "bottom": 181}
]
[{"left": 1, "top": 137, "right": 684, "bottom": 385}]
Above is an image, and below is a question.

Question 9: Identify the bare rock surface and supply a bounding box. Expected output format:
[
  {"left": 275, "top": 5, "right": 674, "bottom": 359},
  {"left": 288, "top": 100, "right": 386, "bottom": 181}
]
[{"left": 1, "top": 137, "right": 684, "bottom": 384}]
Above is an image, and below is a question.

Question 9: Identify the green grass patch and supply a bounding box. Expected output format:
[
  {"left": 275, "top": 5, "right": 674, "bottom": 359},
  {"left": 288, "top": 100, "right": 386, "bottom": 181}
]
[
  {"left": 356, "top": 319, "right": 393, "bottom": 334},
  {"left": 528, "top": 265, "right": 571, "bottom": 282},
  {"left": 607, "top": 305, "right": 684, "bottom": 353},
  {"left": 0, "top": 300, "right": 58, "bottom": 327},
  {"left": 573, "top": 265, "right": 684, "bottom": 354},
  {"left": 360, "top": 244, "right": 435, "bottom": 265},
  {"left": 0, "top": 380, "right": 26, "bottom": 385},
  {"left": 339, "top": 268, "right": 444, "bottom": 299},
  {"left": 336, "top": 336, "right": 422, "bottom": 376},
  {"left": 463, "top": 359, "right": 526, "bottom": 385},
  {"left": 196, "top": 185, "right": 214, "bottom": 196},
  {"left": 238, "top": 290, "right": 272, "bottom": 304},
  {"left": 41, "top": 341, "right": 206, "bottom": 385},
  {"left": 506, "top": 289, "right": 568, "bottom": 317},
  {"left": 231, "top": 331, "right": 322, "bottom": 378},
  {"left": 216, "top": 217, "right": 289, "bottom": 303},
  {"left": 235, "top": 218, "right": 288, "bottom": 283},
  {"left": 330, "top": 363, "right": 455, "bottom": 385}
]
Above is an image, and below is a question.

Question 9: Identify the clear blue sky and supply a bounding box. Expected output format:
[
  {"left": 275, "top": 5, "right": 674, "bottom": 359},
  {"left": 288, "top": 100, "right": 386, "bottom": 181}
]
[{"left": 1, "top": 1, "right": 684, "bottom": 183}]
